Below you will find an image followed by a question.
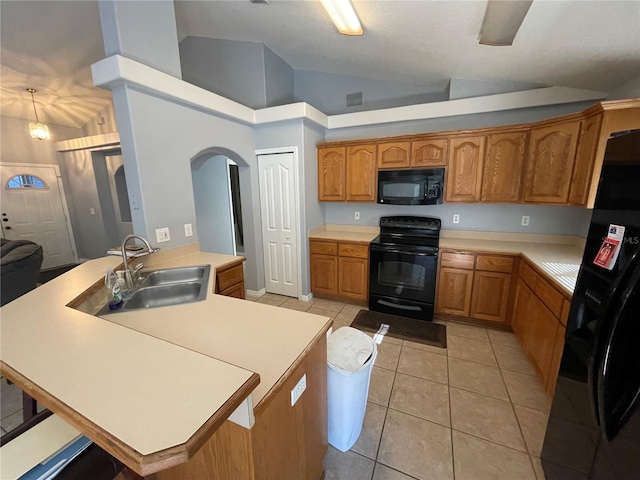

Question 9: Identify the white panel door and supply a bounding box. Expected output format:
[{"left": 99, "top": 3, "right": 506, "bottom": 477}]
[
  {"left": 1, "top": 164, "right": 76, "bottom": 269},
  {"left": 258, "top": 152, "right": 298, "bottom": 297}
]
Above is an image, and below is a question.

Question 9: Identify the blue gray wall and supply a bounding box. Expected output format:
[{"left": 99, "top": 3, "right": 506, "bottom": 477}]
[
  {"left": 264, "top": 46, "right": 294, "bottom": 107},
  {"left": 606, "top": 75, "right": 640, "bottom": 100}
]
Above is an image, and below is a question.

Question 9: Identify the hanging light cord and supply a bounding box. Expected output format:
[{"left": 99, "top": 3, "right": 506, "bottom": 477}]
[{"left": 27, "top": 88, "right": 40, "bottom": 123}]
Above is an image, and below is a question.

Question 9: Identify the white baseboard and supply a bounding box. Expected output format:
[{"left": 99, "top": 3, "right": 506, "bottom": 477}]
[
  {"left": 246, "top": 288, "right": 266, "bottom": 299},
  {"left": 299, "top": 292, "right": 314, "bottom": 302}
]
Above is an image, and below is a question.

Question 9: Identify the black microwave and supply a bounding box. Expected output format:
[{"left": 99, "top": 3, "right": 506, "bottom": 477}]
[{"left": 377, "top": 168, "right": 444, "bottom": 205}]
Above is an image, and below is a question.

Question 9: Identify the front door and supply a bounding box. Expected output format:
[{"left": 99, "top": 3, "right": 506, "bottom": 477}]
[
  {"left": 258, "top": 152, "right": 298, "bottom": 297},
  {"left": 0, "top": 163, "right": 76, "bottom": 269}
]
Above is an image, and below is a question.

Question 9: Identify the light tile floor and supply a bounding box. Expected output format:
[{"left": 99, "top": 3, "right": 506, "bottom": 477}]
[{"left": 248, "top": 293, "right": 550, "bottom": 480}]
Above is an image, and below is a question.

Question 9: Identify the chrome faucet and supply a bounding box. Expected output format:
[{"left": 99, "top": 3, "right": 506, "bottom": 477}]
[{"left": 121, "top": 234, "right": 154, "bottom": 289}]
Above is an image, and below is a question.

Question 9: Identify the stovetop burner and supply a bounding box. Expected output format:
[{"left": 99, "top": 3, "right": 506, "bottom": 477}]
[{"left": 371, "top": 215, "right": 441, "bottom": 250}]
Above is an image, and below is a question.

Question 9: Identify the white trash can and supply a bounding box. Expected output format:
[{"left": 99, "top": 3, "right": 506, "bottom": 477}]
[{"left": 327, "top": 326, "right": 378, "bottom": 452}]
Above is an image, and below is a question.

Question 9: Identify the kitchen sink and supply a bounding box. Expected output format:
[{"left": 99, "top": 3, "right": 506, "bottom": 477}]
[{"left": 98, "top": 264, "right": 211, "bottom": 315}]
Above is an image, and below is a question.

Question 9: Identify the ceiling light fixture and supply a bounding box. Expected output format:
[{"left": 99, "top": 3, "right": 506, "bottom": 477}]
[
  {"left": 479, "top": 0, "right": 533, "bottom": 46},
  {"left": 26, "top": 88, "right": 50, "bottom": 140},
  {"left": 320, "top": 0, "right": 363, "bottom": 36}
]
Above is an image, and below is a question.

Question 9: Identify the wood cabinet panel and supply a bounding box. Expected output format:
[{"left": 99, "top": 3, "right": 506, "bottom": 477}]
[
  {"left": 535, "top": 277, "right": 565, "bottom": 318},
  {"left": 512, "top": 279, "right": 534, "bottom": 348},
  {"left": 217, "top": 264, "right": 244, "bottom": 292},
  {"left": 378, "top": 142, "right": 410, "bottom": 169},
  {"left": 481, "top": 131, "right": 527, "bottom": 202},
  {"left": 523, "top": 121, "right": 581, "bottom": 203},
  {"left": 317, "top": 147, "right": 346, "bottom": 201},
  {"left": 436, "top": 267, "right": 474, "bottom": 316},
  {"left": 411, "top": 138, "right": 448, "bottom": 167},
  {"left": 519, "top": 261, "right": 538, "bottom": 290},
  {"left": 220, "top": 282, "right": 245, "bottom": 299},
  {"left": 445, "top": 136, "right": 486, "bottom": 202},
  {"left": 569, "top": 114, "right": 603, "bottom": 205},
  {"left": 470, "top": 271, "right": 511, "bottom": 323},
  {"left": 475, "top": 255, "right": 514, "bottom": 273},
  {"left": 310, "top": 255, "right": 338, "bottom": 296},
  {"left": 338, "top": 257, "right": 368, "bottom": 301},
  {"left": 310, "top": 241, "right": 338, "bottom": 255},
  {"left": 560, "top": 299, "right": 571, "bottom": 327},
  {"left": 440, "top": 252, "right": 475, "bottom": 269},
  {"left": 346, "top": 145, "right": 377, "bottom": 202},
  {"left": 546, "top": 325, "right": 566, "bottom": 396},
  {"left": 526, "top": 298, "right": 560, "bottom": 382},
  {"left": 338, "top": 243, "right": 369, "bottom": 259}
]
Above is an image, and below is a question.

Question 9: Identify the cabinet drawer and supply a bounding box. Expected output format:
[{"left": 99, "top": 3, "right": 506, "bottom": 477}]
[
  {"left": 338, "top": 243, "right": 369, "bottom": 259},
  {"left": 535, "top": 277, "right": 565, "bottom": 318},
  {"left": 441, "top": 252, "right": 475, "bottom": 269},
  {"left": 220, "top": 281, "right": 245, "bottom": 299},
  {"left": 310, "top": 241, "right": 338, "bottom": 255},
  {"left": 475, "top": 255, "right": 514, "bottom": 273},
  {"left": 216, "top": 264, "right": 244, "bottom": 292},
  {"left": 519, "top": 261, "right": 538, "bottom": 290}
]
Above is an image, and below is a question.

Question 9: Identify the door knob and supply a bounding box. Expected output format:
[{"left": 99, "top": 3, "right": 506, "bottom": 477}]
[{"left": 286, "top": 235, "right": 290, "bottom": 239}]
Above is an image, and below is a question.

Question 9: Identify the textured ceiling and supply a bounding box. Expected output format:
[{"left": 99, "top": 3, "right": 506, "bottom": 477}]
[{"left": 1, "top": 0, "right": 639, "bottom": 129}]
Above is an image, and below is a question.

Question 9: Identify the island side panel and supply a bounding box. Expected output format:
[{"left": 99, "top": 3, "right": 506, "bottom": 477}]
[{"left": 252, "top": 331, "right": 328, "bottom": 480}]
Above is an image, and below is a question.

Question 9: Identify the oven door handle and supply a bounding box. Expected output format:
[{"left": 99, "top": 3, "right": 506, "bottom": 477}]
[{"left": 377, "top": 249, "right": 438, "bottom": 256}]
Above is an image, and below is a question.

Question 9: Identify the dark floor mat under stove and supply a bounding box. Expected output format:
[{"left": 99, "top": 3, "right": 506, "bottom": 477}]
[{"left": 351, "top": 310, "right": 447, "bottom": 349}]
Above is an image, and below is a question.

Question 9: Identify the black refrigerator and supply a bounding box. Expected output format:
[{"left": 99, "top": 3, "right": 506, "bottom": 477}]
[{"left": 541, "top": 130, "right": 640, "bottom": 479}]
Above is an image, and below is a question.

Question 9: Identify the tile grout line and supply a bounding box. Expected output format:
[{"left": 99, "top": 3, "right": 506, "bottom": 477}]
[{"left": 447, "top": 334, "right": 456, "bottom": 480}]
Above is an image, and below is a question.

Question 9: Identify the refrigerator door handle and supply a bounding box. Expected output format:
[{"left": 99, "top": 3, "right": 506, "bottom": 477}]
[{"left": 593, "top": 255, "right": 640, "bottom": 441}]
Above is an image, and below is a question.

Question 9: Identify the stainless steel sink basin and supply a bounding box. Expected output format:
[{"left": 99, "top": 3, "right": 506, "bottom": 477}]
[
  {"left": 98, "top": 264, "right": 211, "bottom": 315},
  {"left": 140, "top": 265, "right": 209, "bottom": 287}
]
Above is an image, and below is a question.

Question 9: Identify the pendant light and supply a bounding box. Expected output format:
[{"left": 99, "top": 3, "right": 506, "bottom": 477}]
[{"left": 26, "top": 88, "right": 50, "bottom": 140}]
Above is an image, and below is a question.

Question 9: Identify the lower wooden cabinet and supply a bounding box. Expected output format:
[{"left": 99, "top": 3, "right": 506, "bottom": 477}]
[
  {"left": 310, "top": 240, "right": 368, "bottom": 303},
  {"left": 436, "top": 251, "right": 515, "bottom": 324},
  {"left": 511, "top": 259, "right": 569, "bottom": 396},
  {"left": 215, "top": 259, "right": 246, "bottom": 299}
]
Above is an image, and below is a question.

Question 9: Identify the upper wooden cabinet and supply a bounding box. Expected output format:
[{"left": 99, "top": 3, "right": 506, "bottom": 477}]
[
  {"left": 346, "top": 145, "right": 377, "bottom": 202},
  {"left": 522, "top": 120, "right": 582, "bottom": 203},
  {"left": 317, "top": 147, "right": 346, "bottom": 201},
  {"left": 445, "top": 136, "right": 486, "bottom": 202},
  {"left": 569, "top": 113, "right": 603, "bottom": 205},
  {"left": 317, "top": 145, "right": 376, "bottom": 202},
  {"left": 481, "top": 131, "right": 527, "bottom": 203},
  {"left": 411, "top": 138, "right": 448, "bottom": 167},
  {"left": 378, "top": 142, "right": 410, "bottom": 169}
]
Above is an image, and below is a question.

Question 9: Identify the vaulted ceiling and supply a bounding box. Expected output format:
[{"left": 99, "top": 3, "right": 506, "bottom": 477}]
[{"left": 1, "top": 0, "right": 639, "bottom": 128}]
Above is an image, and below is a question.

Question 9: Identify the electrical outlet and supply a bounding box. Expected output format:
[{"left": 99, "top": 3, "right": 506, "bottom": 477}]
[
  {"left": 521, "top": 216, "right": 530, "bottom": 226},
  {"left": 354, "top": 211, "right": 360, "bottom": 220},
  {"left": 89, "top": 208, "right": 95, "bottom": 215},
  {"left": 453, "top": 214, "right": 460, "bottom": 224},
  {"left": 291, "top": 374, "right": 307, "bottom": 406},
  {"left": 155, "top": 227, "right": 170, "bottom": 243},
  {"left": 184, "top": 223, "right": 193, "bottom": 237}
]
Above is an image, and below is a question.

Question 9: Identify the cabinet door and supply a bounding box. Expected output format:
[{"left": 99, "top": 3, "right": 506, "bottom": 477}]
[
  {"left": 338, "top": 257, "right": 368, "bottom": 301},
  {"left": 481, "top": 131, "right": 527, "bottom": 203},
  {"left": 310, "top": 254, "right": 338, "bottom": 295},
  {"left": 346, "top": 145, "right": 377, "bottom": 202},
  {"left": 512, "top": 279, "right": 534, "bottom": 348},
  {"left": 526, "top": 297, "right": 560, "bottom": 383},
  {"left": 436, "top": 267, "right": 474, "bottom": 316},
  {"left": 470, "top": 271, "right": 511, "bottom": 323},
  {"left": 411, "top": 138, "right": 448, "bottom": 167},
  {"left": 546, "top": 325, "right": 566, "bottom": 396},
  {"left": 318, "top": 147, "right": 346, "bottom": 201},
  {"left": 569, "top": 114, "right": 603, "bottom": 205},
  {"left": 445, "top": 136, "right": 486, "bottom": 202},
  {"left": 377, "top": 142, "right": 410, "bottom": 169},
  {"left": 220, "top": 282, "right": 245, "bottom": 299},
  {"left": 523, "top": 121, "right": 581, "bottom": 203}
]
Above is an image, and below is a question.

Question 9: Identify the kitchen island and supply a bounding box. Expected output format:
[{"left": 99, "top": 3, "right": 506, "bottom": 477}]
[{"left": 0, "top": 245, "right": 331, "bottom": 479}]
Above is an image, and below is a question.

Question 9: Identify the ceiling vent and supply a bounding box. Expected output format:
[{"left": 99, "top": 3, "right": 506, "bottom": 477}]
[{"left": 346, "top": 92, "right": 363, "bottom": 107}]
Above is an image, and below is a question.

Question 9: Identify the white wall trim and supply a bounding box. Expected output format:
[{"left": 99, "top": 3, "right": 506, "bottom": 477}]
[
  {"left": 92, "top": 55, "right": 607, "bottom": 132},
  {"left": 255, "top": 147, "right": 302, "bottom": 300},
  {"left": 54, "top": 132, "right": 121, "bottom": 153},
  {"left": 299, "top": 292, "right": 314, "bottom": 303},
  {"left": 246, "top": 288, "right": 266, "bottom": 298}
]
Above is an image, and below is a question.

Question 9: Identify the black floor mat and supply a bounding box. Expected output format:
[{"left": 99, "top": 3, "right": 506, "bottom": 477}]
[{"left": 351, "top": 310, "right": 447, "bottom": 349}]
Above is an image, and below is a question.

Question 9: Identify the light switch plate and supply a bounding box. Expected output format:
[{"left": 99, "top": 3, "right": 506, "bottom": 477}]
[
  {"left": 291, "top": 374, "right": 307, "bottom": 406},
  {"left": 453, "top": 214, "right": 460, "bottom": 224},
  {"left": 354, "top": 211, "right": 360, "bottom": 220},
  {"left": 156, "top": 227, "right": 170, "bottom": 243},
  {"left": 521, "top": 216, "right": 530, "bottom": 226},
  {"left": 184, "top": 223, "right": 193, "bottom": 237}
]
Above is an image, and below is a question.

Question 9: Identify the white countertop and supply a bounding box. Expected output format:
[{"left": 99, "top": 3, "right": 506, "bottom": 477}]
[{"left": 0, "top": 246, "right": 330, "bottom": 467}]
